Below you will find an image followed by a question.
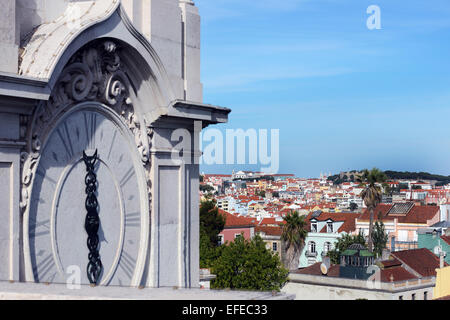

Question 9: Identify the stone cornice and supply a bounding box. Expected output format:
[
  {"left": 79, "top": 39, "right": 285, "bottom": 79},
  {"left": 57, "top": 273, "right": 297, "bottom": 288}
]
[{"left": 0, "top": 72, "right": 50, "bottom": 101}]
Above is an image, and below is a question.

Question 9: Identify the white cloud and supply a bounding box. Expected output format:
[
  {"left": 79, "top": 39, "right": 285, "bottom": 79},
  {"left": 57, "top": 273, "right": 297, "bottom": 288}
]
[{"left": 203, "top": 66, "right": 353, "bottom": 90}]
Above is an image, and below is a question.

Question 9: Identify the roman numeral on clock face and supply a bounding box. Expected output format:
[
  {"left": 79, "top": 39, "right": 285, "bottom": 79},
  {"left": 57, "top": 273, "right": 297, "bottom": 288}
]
[
  {"left": 83, "top": 112, "right": 98, "bottom": 149},
  {"left": 33, "top": 252, "right": 57, "bottom": 282},
  {"left": 125, "top": 212, "right": 140, "bottom": 228},
  {"left": 29, "top": 218, "right": 51, "bottom": 238},
  {"left": 118, "top": 251, "right": 136, "bottom": 280},
  {"left": 120, "top": 167, "right": 135, "bottom": 188},
  {"left": 56, "top": 122, "right": 75, "bottom": 160}
]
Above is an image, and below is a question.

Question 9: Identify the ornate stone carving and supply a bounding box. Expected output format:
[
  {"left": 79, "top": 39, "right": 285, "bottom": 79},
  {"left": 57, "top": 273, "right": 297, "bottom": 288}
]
[{"left": 20, "top": 40, "right": 151, "bottom": 213}]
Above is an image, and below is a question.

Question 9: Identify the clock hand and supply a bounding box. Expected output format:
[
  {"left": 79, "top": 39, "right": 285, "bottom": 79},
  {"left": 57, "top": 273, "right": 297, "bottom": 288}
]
[{"left": 83, "top": 149, "right": 103, "bottom": 286}]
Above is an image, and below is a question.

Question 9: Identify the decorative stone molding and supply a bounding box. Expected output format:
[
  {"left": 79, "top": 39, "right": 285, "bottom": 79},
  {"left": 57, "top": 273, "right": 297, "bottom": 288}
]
[{"left": 20, "top": 40, "right": 151, "bottom": 214}]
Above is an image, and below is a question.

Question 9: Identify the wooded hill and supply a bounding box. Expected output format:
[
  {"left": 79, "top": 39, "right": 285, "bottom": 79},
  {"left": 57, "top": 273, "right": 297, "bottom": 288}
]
[{"left": 328, "top": 170, "right": 450, "bottom": 186}]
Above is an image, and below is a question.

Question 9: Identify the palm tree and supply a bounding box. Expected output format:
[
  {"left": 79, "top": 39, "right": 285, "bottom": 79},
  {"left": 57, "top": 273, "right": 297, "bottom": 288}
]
[
  {"left": 281, "top": 211, "right": 308, "bottom": 271},
  {"left": 358, "top": 168, "right": 387, "bottom": 252}
]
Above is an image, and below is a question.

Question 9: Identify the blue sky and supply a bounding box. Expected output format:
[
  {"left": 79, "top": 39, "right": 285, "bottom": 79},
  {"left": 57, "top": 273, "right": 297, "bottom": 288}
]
[{"left": 196, "top": 0, "right": 450, "bottom": 178}]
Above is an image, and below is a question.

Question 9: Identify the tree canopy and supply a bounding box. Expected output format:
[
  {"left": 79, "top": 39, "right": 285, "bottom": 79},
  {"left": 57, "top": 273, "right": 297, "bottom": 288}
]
[
  {"left": 281, "top": 211, "right": 308, "bottom": 270},
  {"left": 210, "top": 235, "right": 288, "bottom": 291},
  {"left": 199, "top": 200, "right": 226, "bottom": 268},
  {"left": 372, "top": 220, "right": 388, "bottom": 258},
  {"left": 359, "top": 168, "right": 387, "bottom": 252},
  {"left": 327, "top": 233, "right": 367, "bottom": 264},
  {"left": 200, "top": 184, "right": 215, "bottom": 193}
]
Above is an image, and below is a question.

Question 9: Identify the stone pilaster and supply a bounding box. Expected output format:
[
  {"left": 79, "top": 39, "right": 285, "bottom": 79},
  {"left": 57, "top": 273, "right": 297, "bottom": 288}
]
[
  {"left": 0, "top": 0, "right": 18, "bottom": 73},
  {"left": 179, "top": 0, "right": 203, "bottom": 103}
]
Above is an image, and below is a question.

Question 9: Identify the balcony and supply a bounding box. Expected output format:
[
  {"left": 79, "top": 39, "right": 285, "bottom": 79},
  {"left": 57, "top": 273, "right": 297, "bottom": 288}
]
[{"left": 305, "top": 250, "right": 318, "bottom": 258}]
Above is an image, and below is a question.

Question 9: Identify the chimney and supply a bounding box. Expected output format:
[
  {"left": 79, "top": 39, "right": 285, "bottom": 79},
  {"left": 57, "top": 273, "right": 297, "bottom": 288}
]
[
  {"left": 381, "top": 249, "right": 391, "bottom": 261},
  {"left": 440, "top": 252, "right": 445, "bottom": 269}
]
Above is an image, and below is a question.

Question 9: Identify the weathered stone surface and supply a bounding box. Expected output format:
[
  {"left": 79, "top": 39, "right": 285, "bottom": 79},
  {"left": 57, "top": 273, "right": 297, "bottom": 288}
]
[
  {"left": 0, "top": 281, "right": 295, "bottom": 300},
  {"left": 0, "top": 0, "right": 19, "bottom": 73}
]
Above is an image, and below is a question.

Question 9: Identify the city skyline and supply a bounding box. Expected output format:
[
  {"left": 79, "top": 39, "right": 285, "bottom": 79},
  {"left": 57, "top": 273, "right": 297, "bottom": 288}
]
[{"left": 197, "top": 0, "right": 450, "bottom": 178}]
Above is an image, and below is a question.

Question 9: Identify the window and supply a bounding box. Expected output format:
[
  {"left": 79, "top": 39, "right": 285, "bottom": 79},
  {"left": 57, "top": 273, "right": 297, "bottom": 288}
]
[
  {"left": 309, "top": 241, "right": 316, "bottom": 253},
  {"left": 424, "top": 291, "right": 428, "bottom": 300},
  {"left": 412, "top": 293, "right": 416, "bottom": 300},
  {"left": 311, "top": 223, "right": 318, "bottom": 233},
  {"left": 399, "top": 296, "right": 403, "bottom": 300},
  {"left": 324, "top": 242, "right": 332, "bottom": 254},
  {"left": 218, "top": 235, "right": 224, "bottom": 245},
  {"left": 234, "top": 233, "right": 243, "bottom": 239},
  {"left": 272, "top": 242, "right": 278, "bottom": 251},
  {"left": 398, "top": 230, "right": 408, "bottom": 242},
  {"left": 327, "top": 222, "right": 334, "bottom": 233}
]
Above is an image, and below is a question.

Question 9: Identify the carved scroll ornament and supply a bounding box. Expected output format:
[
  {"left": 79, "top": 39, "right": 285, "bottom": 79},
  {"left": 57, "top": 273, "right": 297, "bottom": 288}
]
[{"left": 20, "top": 40, "right": 153, "bottom": 213}]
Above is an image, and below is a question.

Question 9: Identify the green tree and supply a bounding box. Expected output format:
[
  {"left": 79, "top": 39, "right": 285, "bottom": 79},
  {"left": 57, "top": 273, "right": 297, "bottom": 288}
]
[
  {"left": 398, "top": 182, "right": 409, "bottom": 191},
  {"left": 382, "top": 182, "right": 392, "bottom": 195},
  {"left": 281, "top": 211, "right": 308, "bottom": 271},
  {"left": 349, "top": 202, "right": 358, "bottom": 211},
  {"left": 359, "top": 168, "right": 387, "bottom": 252},
  {"left": 327, "top": 233, "right": 367, "bottom": 265},
  {"left": 200, "top": 184, "right": 214, "bottom": 193},
  {"left": 210, "top": 235, "right": 288, "bottom": 291},
  {"left": 200, "top": 233, "right": 224, "bottom": 268},
  {"left": 199, "top": 200, "right": 226, "bottom": 268},
  {"left": 372, "top": 220, "right": 388, "bottom": 259}
]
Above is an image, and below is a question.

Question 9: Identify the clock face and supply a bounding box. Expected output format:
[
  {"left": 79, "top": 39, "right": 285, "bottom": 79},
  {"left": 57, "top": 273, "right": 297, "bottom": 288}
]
[{"left": 26, "top": 104, "right": 148, "bottom": 286}]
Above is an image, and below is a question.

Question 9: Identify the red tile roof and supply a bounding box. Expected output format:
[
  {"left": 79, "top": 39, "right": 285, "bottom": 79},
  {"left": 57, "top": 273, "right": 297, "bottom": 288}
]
[
  {"left": 219, "top": 210, "right": 257, "bottom": 228},
  {"left": 294, "top": 262, "right": 340, "bottom": 277},
  {"left": 380, "top": 266, "right": 418, "bottom": 282},
  {"left": 379, "top": 258, "right": 402, "bottom": 268},
  {"left": 441, "top": 235, "right": 450, "bottom": 245},
  {"left": 295, "top": 260, "right": 423, "bottom": 283},
  {"left": 259, "top": 217, "right": 286, "bottom": 226},
  {"left": 305, "top": 211, "right": 359, "bottom": 233},
  {"left": 391, "top": 248, "right": 447, "bottom": 277},
  {"left": 255, "top": 226, "right": 282, "bottom": 237},
  {"left": 358, "top": 203, "right": 439, "bottom": 224}
]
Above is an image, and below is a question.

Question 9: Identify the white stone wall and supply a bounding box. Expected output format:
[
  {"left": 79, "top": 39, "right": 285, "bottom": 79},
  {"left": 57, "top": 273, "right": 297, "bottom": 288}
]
[
  {"left": 282, "top": 275, "right": 436, "bottom": 300},
  {"left": 17, "top": 0, "right": 69, "bottom": 39},
  {"left": 122, "top": 0, "right": 202, "bottom": 103},
  {"left": 0, "top": 0, "right": 18, "bottom": 73}
]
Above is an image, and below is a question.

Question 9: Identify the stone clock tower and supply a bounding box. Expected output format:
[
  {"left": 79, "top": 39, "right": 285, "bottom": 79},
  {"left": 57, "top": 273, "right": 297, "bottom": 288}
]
[{"left": 0, "top": 0, "right": 229, "bottom": 289}]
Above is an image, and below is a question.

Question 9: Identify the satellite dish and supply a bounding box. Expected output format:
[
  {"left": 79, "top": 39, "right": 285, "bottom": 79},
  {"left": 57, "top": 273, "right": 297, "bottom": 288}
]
[
  {"left": 321, "top": 257, "right": 331, "bottom": 275},
  {"left": 434, "top": 245, "right": 441, "bottom": 255},
  {"left": 320, "top": 263, "right": 328, "bottom": 275}
]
